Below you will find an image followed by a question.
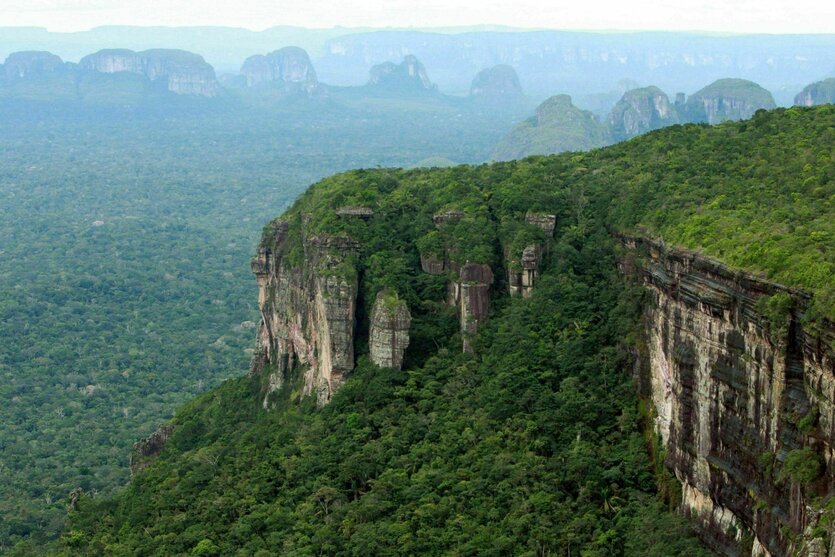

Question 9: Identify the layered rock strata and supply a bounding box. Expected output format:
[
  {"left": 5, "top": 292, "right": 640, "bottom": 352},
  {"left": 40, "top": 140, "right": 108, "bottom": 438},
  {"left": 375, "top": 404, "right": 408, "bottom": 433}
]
[
  {"left": 251, "top": 222, "right": 359, "bottom": 407},
  {"left": 455, "top": 263, "right": 493, "bottom": 353},
  {"left": 620, "top": 235, "right": 835, "bottom": 557},
  {"left": 369, "top": 290, "right": 411, "bottom": 369}
]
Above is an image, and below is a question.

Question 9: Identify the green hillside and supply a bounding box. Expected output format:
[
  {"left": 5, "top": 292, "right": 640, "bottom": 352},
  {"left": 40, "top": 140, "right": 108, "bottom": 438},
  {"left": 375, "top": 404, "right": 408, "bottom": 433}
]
[
  {"left": 61, "top": 105, "right": 834, "bottom": 555},
  {"left": 0, "top": 96, "right": 520, "bottom": 553},
  {"left": 492, "top": 94, "right": 609, "bottom": 160}
]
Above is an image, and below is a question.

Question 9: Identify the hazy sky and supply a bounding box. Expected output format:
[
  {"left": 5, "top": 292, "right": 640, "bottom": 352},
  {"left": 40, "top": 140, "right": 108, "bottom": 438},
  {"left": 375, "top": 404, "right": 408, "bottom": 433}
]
[{"left": 1, "top": 0, "right": 833, "bottom": 33}]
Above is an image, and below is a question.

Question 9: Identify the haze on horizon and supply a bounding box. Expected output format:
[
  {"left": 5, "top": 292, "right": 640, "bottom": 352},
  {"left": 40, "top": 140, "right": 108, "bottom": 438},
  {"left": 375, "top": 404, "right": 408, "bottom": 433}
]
[{"left": 1, "top": 0, "right": 833, "bottom": 34}]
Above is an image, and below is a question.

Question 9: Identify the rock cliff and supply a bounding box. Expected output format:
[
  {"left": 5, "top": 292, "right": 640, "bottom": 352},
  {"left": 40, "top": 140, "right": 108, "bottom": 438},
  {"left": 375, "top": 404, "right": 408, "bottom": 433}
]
[
  {"left": 620, "top": 235, "right": 835, "bottom": 557},
  {"left": 368, "top": 55, "right": 435, "bottom": 92},
  {"left": 607, "top": 86, "right": 679, "bottom": 142},
  {"left": 79, "top": 48, "right": 219, "bottom": 97},
  {"left": 454, "top": 263, "right": 493, "bottom": 353},
  {"left": 240, "top": 46, "right": 322, "bottom": 96},
  {"left": 251, "top": 221, "right": 360, "bottom": 407},
  {"left": 685, "top": 78, "right": 776, "bottom": 124},
  {"left": 794, "top": 78, "right": 835, "bottom": 107},
  {"left": 2, "top": 51, "right": 66, "bottom": 80},
  {"left": 369, "top": 290, "right": 411, "bottom": 369}
]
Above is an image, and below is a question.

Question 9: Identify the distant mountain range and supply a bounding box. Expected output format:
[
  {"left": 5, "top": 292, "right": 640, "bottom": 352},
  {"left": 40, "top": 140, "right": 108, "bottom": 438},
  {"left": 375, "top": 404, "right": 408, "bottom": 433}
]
[
  {"left": 1, "top": 26, "right": 834, "bottom": 104},
  {"left": 492, "top": 77, "right": 801, "bottom": 160},
  {"left": 0, "top": 46, "right": 534, "bottom": 112}
]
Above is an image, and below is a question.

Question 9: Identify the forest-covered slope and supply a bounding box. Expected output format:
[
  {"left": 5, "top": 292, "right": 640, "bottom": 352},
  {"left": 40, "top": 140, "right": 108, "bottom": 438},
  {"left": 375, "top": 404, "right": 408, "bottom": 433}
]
[
  {"left": 61, "top": 106, "right": 834, "bottom": 555},
  {"left": 0, "top": 98, "right": 520, "bottom": 553}
]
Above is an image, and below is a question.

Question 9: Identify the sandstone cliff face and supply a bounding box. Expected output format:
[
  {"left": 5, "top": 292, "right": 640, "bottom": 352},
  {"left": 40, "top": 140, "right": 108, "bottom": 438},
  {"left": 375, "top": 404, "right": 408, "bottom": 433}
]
[
  {"left": 454, "top": 263, "right": 493, "bottom": 353},
  {"left": 79, "top": 49, "right": 219, "bottom": 97},
  {"left": 368, "top": 55, "right": 435, "bottom": 92},
  {"left": 251, "top": 222, "right": 359, "bottom": 407},
  {"left": 685, "top": 78, "right": 776, "bottom": 124},
  {"left": 369, "top": 290, "right": 411, "bottom": 369},
  {"left": 794, "top": 78, "right": 835, "bottom": 107},
  {"left": 2, "top": 51, "right": 65, "bottom": 80},
  {"left": 607, "top": 86, "right": 679, "bottom": 142},
  {"left": 620, "top": 235, "right": 835, "bottom": 557},
  {"left": 240, "top": 47, "right": 322, "bottom": 96}
]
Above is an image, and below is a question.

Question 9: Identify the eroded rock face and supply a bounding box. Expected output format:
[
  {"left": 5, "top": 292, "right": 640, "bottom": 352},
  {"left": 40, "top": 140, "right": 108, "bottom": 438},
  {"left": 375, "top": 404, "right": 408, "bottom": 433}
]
[
  {"left": 525, "top": 212, "right": 556, "bottom": 236},
  {"left": 336, "top": 206, "right": 374, "bottom": 219},
  {"left": 369, "top": 290, "right": 411, "bottom": 369},
  {"left": 3, "top": 51, "right": 65, "bottom": 80},
  {"left": 79, "top": 49, "right": 219, "bottom": 97},
  {"left": 470, "top": 64, "right": 523, "bottom": 104},
  {"left": 608, "top": 86, "right": 679, "bottom": 142},
  {"left": 507, "top": 244, "right": 543, "bottom": 298},
  {"left": 620, "top": 235, "right": 835, "bottom": 557},
  {"left": 368, "top": 55, "right": 435, "bottom": 92},
  {"left": 684, "top": 78, "right": 776, "bottom": 124},
  {"left": 240, "top": 47, "right": 322, "bottom": 96},
  {"left": 506, "top": 213, "right": 555, "bottom": 297},
  {"left": 794, "top": 78, "right": 835, "bottom": 107},
  {"left": 130, "top": 424, "right": 175, "bottom": 476},
  {"left": 251, "top": 222, "right": 359, "bottom": 407},
  {"left": 455, "top": 263, "right": 493, "bottom": 353}
]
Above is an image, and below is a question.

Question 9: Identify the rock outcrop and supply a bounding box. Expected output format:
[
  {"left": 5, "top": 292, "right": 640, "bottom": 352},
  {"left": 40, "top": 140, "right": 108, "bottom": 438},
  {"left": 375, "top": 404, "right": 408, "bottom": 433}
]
[
  {"left": 794, "top": 78, "right": 835, "bottom": 107},
  {"left": 368, "top": 55, "right": 435, "bottom": 92},
  {"left": 130, "top": 424, "right": 175, "bottom": 476},
  {"left": 240, "top": 47, "right": 322, "bottom": 96},
  {"left": 453, "top": 263, "right": 493, "bottom": 353},
  {"left": 620, "top": 235, "right": 835, "bottom": 557},
  {"left": 469, "top": 64, "right": 524, "bottom": 104},
  {"left": 79, "top": 49, "right": 219, "bottom": 97},
  {"left": 607, "top": 86, "right": 679, "bottom": 142},
  {"left": 416, "top": 209, "right": 497, "bottom": 352},
  {"left": 506, "top": 213, "right": 556, "bottom": 297},
  {"left": 369, "top": 290, "right": 411, "bottom": 369},
  {"left": 684, "top": 78, "right": 776, "bottom": 124},
  {"left": 336, "top": 206, "right": 374, "bottom": 219},
  {"left": 2, "top": 51, "right": 66, "bottom": 80},
  {"left": 251, "top": 222, "right": 359, "bottom": 407}
]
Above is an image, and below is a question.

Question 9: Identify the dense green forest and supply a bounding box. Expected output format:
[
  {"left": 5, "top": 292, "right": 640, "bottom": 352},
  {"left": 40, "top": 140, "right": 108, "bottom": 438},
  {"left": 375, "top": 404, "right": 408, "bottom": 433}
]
[
  {"left": 0, "top": 98, "right": 519, "bottom": 553},
  {"left": 59, "top": 106, "right": 834, "bottom": 555}
]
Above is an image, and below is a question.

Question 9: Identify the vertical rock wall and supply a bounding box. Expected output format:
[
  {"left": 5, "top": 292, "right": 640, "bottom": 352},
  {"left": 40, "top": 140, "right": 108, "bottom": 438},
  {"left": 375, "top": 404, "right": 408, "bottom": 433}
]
[
  {"left": 457, "top": 263, "right": 494, "bottom": 353},
  {"left": 620, "top": 235, "right": 835, "bottom": 557},
  {"left": 251, "top": 222, "right": 359, "bottom": 407},
  {"left": 369, "top": 290, "right": 411, "bottom": 369}
]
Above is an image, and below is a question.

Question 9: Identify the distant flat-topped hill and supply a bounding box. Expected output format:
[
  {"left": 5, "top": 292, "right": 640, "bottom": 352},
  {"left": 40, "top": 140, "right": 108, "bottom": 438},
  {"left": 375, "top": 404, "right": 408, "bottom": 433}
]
[{"left": 2, "top": 27, "right": 833, "bottom": 103}]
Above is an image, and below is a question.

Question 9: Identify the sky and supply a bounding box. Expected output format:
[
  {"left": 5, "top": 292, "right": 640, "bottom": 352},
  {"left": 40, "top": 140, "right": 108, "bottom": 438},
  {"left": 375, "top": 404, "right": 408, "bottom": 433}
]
[{"left": 0, "top": 0, "right": 833, "bottom": 33}]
